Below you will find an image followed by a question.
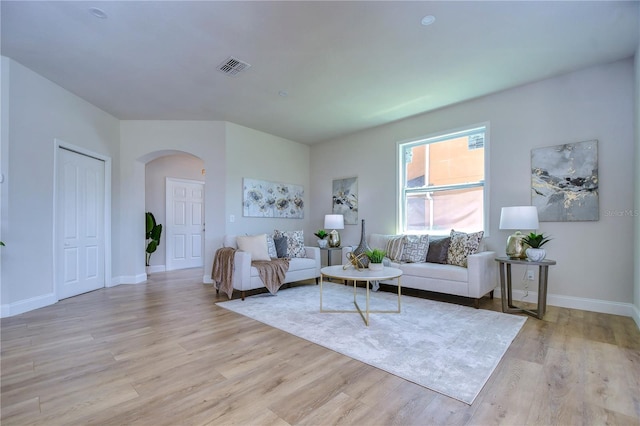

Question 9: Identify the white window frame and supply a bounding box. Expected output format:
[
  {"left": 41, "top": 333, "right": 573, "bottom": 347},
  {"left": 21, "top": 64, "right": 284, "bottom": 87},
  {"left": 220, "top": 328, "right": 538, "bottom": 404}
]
[{"left": 396, "top": 123, "right": 490, "bottom": 235}]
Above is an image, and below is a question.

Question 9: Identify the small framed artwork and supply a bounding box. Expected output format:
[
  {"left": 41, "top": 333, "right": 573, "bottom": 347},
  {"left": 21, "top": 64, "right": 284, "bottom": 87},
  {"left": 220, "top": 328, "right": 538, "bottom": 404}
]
[
  {"left": 243, "top": 178, "right": 304, "bottom": 218},
  {"left": 531, "top": 140, "right": 598, "bottom": 222},
  {"left": 332, "top": 177, "right": 358, "bottom": 225}
]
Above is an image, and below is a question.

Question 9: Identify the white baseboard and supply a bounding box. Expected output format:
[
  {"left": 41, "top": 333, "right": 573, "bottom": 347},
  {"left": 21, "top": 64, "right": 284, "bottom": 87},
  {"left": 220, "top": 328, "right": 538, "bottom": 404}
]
[
  {"left": 111, "top": 273, "right": 147, "bottom": 286},
  {"left": 1, "top": 292, "right": 57, "bottom": 318},
  {"left": 147, "top": 265, "right": 166, "bottom": 273},
  {"left": 494, "top": 288, "right": 639, "bottom": 324}
]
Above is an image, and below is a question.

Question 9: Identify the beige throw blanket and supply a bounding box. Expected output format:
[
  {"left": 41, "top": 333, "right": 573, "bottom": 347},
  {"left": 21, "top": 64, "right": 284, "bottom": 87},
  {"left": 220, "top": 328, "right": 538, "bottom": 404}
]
[
  {"left": 212, "top": 247, "right": 236, "bottom": 299},
  {"left": 212, "top": 247, "right": 290, "bottom": 298},
  {"left": 253, "top": 258, "right": 289, "bottom": 295}
]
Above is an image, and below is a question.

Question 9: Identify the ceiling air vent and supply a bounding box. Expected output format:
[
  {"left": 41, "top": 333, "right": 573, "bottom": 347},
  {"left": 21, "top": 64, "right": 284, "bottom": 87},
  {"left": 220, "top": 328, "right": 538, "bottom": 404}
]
[{"left": 217, "top": 56, "right": 251, "bottom": 76}]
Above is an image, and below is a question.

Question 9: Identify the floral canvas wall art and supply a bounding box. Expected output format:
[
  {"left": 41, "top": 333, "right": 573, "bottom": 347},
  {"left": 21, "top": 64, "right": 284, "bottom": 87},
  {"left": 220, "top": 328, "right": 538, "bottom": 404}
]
[
  {"left": 332, "top": 177, "right": 358, "bottom": 225},
  {"left": 531, "top": 140, "right": 598, "bottom": 222},
  {"left": 243, "top": 178, "right": 304, "bottom": 218}
]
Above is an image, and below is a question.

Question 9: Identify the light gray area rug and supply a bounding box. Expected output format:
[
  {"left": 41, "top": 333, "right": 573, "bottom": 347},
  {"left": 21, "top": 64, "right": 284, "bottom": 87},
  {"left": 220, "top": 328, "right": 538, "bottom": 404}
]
[{"left": 217, "top": 282, "right": 526, "bottom": 404}]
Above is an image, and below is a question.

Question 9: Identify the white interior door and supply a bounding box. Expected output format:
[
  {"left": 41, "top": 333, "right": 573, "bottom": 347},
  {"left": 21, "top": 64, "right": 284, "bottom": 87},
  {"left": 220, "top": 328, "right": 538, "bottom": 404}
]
[
  {"left": 166, "top": 178, "right": 204, "bottom": 271},
  {"left": 56, "top": 148, "right": 105, "bottom": 299}
]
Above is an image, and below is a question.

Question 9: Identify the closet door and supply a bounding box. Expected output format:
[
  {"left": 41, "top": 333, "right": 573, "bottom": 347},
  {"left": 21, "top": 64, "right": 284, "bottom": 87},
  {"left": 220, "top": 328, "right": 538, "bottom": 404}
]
[{"left": 57, "top": 148, "right": 105, "bottom": 299}]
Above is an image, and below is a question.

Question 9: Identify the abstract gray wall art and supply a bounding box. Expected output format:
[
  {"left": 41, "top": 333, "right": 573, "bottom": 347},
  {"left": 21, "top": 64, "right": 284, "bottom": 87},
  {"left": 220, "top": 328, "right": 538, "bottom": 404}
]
[
  {"left": 531, "top": 140, "right": 598, "bottom": 222},
  {"left": 332, "top": 177, "right": 358, "bottom": 225}
]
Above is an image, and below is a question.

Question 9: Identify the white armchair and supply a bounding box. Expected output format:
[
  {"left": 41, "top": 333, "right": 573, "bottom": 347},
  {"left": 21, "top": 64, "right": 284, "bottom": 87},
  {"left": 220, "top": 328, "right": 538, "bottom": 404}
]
[{"left": 223, "top": 235, "right": 321, "bottom": 299}]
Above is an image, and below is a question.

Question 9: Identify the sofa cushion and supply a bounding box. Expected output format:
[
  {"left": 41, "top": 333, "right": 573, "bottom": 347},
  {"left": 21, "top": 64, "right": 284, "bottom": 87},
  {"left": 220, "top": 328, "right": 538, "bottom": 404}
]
[
  {"left": 401, "top": 235, "right": 430, "bottom": 263},
  {"left": 386, "top": 236, "right": 406, "bottom": 262},
  {"left": 400, "top": 261, "right": 468, "bottom": 282},
  {"left": 274, "top": 230, "right": 307, "bottom": 258},
  {"left": 447, "top": 230, "right": 484, "bottom": 267},
  {"left": 237, "top": 234, "right": 271, "bottom": 261},
  {"left": 369, "top": 233, "right": 393, "bottom": 250},
  {"left": 426, "top": 236, "right": 450, "bottom": 264},
  {"left": 274, "top": 236, "right": 288, "bottom": 258}
]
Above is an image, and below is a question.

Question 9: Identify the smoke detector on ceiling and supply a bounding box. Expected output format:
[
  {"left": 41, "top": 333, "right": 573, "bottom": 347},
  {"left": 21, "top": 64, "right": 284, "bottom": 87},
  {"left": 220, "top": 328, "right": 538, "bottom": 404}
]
[{"left": 217, "top": 56, "right": 251, "bottom": 77}]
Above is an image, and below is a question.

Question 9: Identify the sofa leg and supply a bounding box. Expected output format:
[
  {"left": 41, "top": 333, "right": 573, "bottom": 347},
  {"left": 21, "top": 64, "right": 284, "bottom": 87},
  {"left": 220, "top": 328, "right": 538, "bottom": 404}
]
[
  {"left": 241, "top": 291, "right": 246, "bottom": 301},
  {"left": 473, "top": 299, "right": 480, "bottom": 309},
  {"left": 489, "top": 290, "right": 494, "bottom": 299},
  {"left": 315, "top": 277, "right": 319, "bottom": 285}
]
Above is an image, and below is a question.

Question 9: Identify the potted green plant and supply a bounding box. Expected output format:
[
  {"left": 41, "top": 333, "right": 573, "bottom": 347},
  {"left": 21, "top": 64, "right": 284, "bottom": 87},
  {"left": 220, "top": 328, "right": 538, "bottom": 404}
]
[
  {"left": 145, "top": 212, "right": 163, "bottom": 267},
  {"left": 314, "top": 229, "right": 329, "bottom": 248},
  {"left": 365, "top": 248, "right": 386, "bottom": 271},
  {"left": 522, "top": 232, "right": 551, "bottom": 261}
]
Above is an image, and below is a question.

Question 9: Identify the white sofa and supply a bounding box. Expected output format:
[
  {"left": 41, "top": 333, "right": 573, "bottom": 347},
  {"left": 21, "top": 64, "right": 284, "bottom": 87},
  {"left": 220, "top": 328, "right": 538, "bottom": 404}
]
[
  {"left": 341, "top": 233, "right": 497, "bottom": 308},
  {"left": 223, "top": 235, "right": 321, "bottom": 299}
]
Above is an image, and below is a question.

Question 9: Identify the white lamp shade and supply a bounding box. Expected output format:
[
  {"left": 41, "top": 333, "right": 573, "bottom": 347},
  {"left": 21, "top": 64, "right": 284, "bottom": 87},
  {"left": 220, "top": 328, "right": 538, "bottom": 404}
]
[
  {"left": 324, "top": 214, "right": 344, "bottom": 230},
  {"left": 499, "top": 206, "right": 539, "bottom": 230}
]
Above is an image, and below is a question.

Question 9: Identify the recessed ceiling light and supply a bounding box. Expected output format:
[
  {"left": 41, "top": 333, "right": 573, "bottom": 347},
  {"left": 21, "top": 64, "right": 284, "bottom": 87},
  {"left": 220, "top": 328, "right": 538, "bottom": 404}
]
[
  {"left": 421, "top": 15, "right": 436, "bottom": 26},
  {"left": 89, "top": 7, "right": 108, "bottom": 19}
]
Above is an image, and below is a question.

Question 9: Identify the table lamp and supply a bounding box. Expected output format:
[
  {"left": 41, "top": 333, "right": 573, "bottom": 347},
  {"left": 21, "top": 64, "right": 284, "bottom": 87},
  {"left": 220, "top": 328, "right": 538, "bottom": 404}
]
[
  {"left": 324, "top": 214, "right": 344, "bottom": 248},
  {"left": 499, "top": 206, "right": 539, "bottom": 259}
]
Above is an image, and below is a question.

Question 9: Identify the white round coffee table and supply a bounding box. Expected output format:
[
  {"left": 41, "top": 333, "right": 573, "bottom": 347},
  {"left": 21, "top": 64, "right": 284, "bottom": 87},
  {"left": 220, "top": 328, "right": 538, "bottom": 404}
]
[{"left": 320, "top": 265, "right": 403, "bottom": 326}]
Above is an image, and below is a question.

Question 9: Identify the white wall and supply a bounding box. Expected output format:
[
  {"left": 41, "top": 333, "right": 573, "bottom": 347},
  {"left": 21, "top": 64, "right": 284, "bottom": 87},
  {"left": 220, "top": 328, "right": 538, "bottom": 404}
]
[
  {"left": 119, "top": 121, "right": 226, "bottom": 285},
  {"left": 0, "top": 57, "right": 120, "bottom": 316},
  {"left": 145, "top": 153, "right": 204, "bottom": 270},
  {"left": 311, "top": 58, "right": 636, "bottom": 317},
  {"left": 224, "top": 122, "right": 311, "bottom": 242},
  {"left": 634, "top": 38, "right": 640, "bottom": 326}
]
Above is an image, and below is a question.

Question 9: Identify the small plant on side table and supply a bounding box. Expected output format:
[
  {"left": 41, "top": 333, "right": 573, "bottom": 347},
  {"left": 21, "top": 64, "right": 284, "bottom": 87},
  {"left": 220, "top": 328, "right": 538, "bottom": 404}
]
[
  {"left": 314, "top": 230, "right": 328, "bottom": 240},
  {"left": 522, "top": 232, "right": 551, "bottom": 261},
  {"left": 314, "top": 229, "right": 329, "bottom": 248},
  {"left": 522, "top": 232, "right": 551, "bottom": 249}
]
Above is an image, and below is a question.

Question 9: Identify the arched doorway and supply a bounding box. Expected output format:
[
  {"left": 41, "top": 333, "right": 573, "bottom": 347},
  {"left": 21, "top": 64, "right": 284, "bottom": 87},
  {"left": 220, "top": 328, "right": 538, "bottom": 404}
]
[{"left": 142, "top": 151, "right": 205, "bottom": 273}]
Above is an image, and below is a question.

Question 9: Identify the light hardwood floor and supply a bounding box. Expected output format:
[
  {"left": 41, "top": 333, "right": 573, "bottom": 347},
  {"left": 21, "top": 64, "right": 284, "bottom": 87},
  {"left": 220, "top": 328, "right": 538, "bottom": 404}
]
[{"left": 2, "top": 268, "right": 639, "bottom": 425}]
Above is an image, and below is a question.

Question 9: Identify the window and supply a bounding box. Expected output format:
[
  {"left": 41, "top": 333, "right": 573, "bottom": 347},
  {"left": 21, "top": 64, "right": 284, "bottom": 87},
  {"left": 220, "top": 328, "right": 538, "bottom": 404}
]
[{"left": 398, "top": 125, "right": 487, "bottom": 235}]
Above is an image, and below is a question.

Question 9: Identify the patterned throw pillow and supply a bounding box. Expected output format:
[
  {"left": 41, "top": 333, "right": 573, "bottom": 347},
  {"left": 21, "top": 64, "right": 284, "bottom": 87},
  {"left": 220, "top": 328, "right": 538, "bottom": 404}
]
[
  {"left": 446, "top": 230, "right": 484, "bottom": 267},
  {"left": 386, "top": 236, "right": 406, "bottom": 262},
  {"left": 426, "top": 236, "right": 451, "bottom": 264},
  {"left": 273, "top": 230, "right": 307, "bottom": 258},
  {"left": 401, "top": 235, "right": 430, "bottom": 263},
  {"left": 266, "top": 235, "right": 277, "bottom": 258}
]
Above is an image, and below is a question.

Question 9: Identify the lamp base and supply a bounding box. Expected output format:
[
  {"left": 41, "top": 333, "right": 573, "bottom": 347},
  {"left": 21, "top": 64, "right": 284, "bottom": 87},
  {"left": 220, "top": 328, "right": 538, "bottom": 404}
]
[
  {"left": 506, "top": 231, "right": 528, "bottom": 259},
  {"left": 328, "top": 230, "right": 341, "bottom": 247}
]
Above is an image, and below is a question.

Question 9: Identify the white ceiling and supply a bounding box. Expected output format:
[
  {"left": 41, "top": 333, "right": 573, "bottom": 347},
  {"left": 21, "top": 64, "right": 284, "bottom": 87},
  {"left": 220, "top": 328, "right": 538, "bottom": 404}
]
[{"left": 1, "top": 1, "right": 638, "bottom": 145}]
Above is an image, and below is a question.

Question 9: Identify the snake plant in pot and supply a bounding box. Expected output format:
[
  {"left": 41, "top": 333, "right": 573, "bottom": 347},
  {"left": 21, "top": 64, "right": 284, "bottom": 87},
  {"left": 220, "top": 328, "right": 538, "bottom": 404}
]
[{"left": 145, "top": 212, "right": 163, "bottom": 267}]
